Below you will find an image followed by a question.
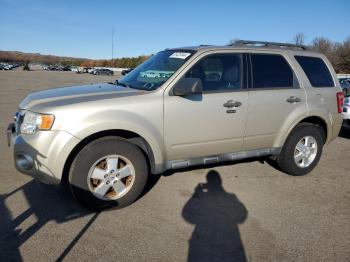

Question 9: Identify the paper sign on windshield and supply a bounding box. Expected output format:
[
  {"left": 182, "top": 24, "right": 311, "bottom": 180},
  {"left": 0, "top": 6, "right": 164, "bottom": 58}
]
[{"left": 169, "top": 52, "right": 191, "bottom": 59}]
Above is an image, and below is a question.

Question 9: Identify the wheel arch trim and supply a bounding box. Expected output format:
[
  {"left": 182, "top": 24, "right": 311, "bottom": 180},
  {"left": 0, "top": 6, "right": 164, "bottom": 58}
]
[
  {"left": 61, "top": 129, "right": 164, "bottom": 184},
  {"left": 273, "top": 113, "right": 330, "bottom": 148}
]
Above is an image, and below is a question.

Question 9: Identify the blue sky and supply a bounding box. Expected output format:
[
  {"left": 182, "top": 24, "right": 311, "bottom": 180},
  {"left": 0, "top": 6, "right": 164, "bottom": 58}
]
[{"left": 0, "top": 0, "right": 349, "bottom": 59}]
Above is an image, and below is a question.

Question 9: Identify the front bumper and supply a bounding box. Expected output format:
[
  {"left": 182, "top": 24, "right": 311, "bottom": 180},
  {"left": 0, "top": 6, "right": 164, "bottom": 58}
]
[{"left": 7, "top": 123, "right": 81, "bottom": 184}]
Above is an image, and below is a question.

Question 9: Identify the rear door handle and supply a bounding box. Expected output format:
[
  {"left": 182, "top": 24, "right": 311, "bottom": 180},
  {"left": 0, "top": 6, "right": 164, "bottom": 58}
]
[
  {"left": 223, "top": 100, "right": 242, "bottom": 108},
  {"left": 286, "top": 96, "right": 302, "bottom": 103}
]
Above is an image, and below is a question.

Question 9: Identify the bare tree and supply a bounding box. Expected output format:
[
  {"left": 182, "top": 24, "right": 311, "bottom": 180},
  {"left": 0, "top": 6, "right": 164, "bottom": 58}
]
[
  {"left": 293, "top": 33, "right": 305, "bottom": 46},
  {"left": 334, "top": 37, "right": 350, "bottom": 73},
  {"left": 312, "top": 37, "right": 333, "bottom": 53}
]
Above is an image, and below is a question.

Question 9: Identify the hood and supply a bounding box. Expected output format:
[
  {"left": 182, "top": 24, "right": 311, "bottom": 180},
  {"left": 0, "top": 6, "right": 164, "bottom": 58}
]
[{"left": 19, "top": 83, "right": 145, "bottom": 111}]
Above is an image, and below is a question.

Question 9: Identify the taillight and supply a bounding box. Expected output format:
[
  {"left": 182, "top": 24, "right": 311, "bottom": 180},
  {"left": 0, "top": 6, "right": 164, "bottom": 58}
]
[{"left": 336, "top": 92, "right": 344, "bottom": 113}]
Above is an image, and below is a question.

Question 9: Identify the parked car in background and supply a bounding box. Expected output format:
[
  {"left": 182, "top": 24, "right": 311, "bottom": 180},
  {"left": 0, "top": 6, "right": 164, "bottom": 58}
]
[
  {"left": 48, "top": 65, "right": 59, "bottom": 71},
  {"left": 87, "top": 67, "right": 95, "bottom": 73},
  {"left": 121, "top": 68, "right": 134, "bottom": 75},
  {"left": 0, "top": 62, "right": 16, "bottom": 70},
  {"left": 342, "top": 96, "right": 350, "bottom": 126},
  {"left": 7, "top": 41, "right": 344, "bottom": 210},
  {"left": 339, "top": 78, "right": 350, "bottom": 96},
  {"left": 93, "top": 68, "right": 114, "bottom": 75},
  {"left": 1, "top": 62, "right": 21, "bottom": 70},
  {"left": 43, "top": 65, "right": 72, "bottom": 71},
  {"left": 1, "top": 63, "right": 10, "bottom": 70},
  {"left": 62, "top": 66, "right": 71, "bottom": 71},
  {"left": 77, "top": 67, "right": 94, "bottom": 73}
]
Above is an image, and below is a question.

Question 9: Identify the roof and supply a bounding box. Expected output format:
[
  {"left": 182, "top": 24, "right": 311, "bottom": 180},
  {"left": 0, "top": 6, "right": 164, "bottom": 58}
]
[{"left": 168, "top": 40, "right": 317, "bottom": 54}]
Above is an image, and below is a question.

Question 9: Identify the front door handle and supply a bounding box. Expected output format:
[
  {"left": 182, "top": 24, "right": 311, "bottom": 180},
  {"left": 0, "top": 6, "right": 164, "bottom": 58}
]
[
  {"left": 223, "top": 100, "right": 242, "bottom": 108},
  {"left": 286, "top": 96, "right": 302, "bottom": 103}
]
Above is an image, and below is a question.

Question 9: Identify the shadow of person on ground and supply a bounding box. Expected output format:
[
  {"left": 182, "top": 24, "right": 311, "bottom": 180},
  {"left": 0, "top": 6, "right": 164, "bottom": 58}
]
[
  {"left": 0, "top": 180, "right": 92, "bottom": 261},
  {"left": 182, "top": 170, "right": 248, "bottom": 262}
]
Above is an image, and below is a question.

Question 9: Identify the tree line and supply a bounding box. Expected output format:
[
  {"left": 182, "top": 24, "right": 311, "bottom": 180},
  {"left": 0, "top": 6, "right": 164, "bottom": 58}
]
[
  {"left": 0, "top": 50, "right": 149, "bottom": 69},
  {"left": 1, "top": 35, "right": 349, "bottom": 72},
  {"left": 80, "top": 56, "right": 149, "bottom": 68}
]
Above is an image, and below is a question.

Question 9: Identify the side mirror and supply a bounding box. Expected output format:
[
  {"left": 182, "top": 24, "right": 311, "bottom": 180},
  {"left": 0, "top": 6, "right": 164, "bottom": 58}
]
[{"left": 172, "top": 78, "right": 203, "bottom": 96}]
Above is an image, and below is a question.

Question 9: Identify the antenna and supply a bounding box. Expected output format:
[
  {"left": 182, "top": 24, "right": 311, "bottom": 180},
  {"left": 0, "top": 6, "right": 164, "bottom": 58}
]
[
  {"left": 112, "top": 29, "right": 114, "bottom": 70},
  {"left": 111, "top": 28, "right": 115, "bottom": 80}
]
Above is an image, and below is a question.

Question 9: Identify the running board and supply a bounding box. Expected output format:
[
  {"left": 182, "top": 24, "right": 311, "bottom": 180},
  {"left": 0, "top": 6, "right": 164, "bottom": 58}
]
[{"left": 166, "top": 148, "right": 281, "bottom": 170}]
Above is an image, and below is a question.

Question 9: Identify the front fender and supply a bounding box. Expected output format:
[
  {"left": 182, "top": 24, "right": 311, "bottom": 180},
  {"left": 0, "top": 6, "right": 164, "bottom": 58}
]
[{"left": 61, "top": 109, "right": 165, "bottom": 174}]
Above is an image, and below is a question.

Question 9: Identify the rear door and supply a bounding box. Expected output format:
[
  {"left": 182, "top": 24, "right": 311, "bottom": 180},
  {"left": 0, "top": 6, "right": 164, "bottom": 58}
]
[{"left": 243, "top": 53, "right": 307, "bottom": 150}]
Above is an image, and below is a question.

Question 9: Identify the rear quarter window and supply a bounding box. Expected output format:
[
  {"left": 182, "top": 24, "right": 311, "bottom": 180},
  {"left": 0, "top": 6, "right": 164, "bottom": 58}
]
[{"left": 295, "top": 56, "right": 334, "bottom": 87}]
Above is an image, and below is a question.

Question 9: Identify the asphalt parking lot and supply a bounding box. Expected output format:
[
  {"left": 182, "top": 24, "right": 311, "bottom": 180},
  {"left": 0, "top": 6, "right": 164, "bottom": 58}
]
[{"left": 0, "top": 70, "right": 349, "bottom": 261}]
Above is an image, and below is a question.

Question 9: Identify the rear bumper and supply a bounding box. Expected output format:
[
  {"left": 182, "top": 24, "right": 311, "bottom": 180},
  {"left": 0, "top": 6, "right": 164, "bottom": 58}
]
[
  {"left": 8, "top": 124, "right": 81, "bottom": 184},
  {"left": 328, "top": 113, "right": 343, "bottom": 144}
]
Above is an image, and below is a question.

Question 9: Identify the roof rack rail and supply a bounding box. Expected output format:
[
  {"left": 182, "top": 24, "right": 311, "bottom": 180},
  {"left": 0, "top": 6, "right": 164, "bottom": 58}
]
[{"left": 231, "top": 40, "right": 308, "bottom": 51}]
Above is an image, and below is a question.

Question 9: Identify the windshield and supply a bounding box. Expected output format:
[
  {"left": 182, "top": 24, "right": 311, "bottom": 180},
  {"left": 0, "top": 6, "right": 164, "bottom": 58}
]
[{"left": 118, "top": 50, "right": 194, "bottom": 91}]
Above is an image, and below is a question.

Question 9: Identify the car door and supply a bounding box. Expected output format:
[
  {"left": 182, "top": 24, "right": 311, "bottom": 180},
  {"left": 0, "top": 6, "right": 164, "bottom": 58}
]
[
  {"left": 243, "top": 53, "right": 307, "bottom": 150},
  {"left": 164, "top": 52, "right": 249, "bottom": 161}
]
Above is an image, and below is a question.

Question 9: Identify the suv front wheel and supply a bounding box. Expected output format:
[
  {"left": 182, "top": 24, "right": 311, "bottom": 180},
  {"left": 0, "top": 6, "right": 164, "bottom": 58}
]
[
  {"left": 276, "top": 123, "right": 325, "bottom": 176},
  {"left": 69, "top": 137, "right": 148, "bottom": 210}
]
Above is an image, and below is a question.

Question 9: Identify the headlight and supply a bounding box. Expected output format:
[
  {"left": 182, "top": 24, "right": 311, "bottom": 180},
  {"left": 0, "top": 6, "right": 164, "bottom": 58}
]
[{"left": 20, "top": 111, "right": 55, "bottom": 134}]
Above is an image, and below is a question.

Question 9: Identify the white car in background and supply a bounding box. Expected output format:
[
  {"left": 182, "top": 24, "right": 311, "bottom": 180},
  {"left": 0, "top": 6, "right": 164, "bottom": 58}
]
[
  {"left": 87, "top": 67, "right": 95, "bottom": 73},
  {"left": 140, "top": 70, "right": 174, "bottom": 78},
  {"left": 0, "top": 62, "right": 12, "bottom": 70},
  {"left": 342, "top": 96, "right": 350, "bottom": 126}
]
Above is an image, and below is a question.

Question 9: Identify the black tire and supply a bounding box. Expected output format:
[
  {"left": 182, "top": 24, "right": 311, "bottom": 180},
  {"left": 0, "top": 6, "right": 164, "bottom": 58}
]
[
  {"left": 276, "top": 123, "right": 324, "bottom": 176},
  {"left": 69, "top": 136, "right": 148, "bottom": 210}
]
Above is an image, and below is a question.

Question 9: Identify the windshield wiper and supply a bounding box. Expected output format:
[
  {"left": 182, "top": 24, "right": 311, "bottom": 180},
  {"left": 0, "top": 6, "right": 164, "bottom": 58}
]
[
  {"left": 115, "top": 80, "right": 153, "bottom": 91},
  {"left": 115, "top": 80, "right": 132, "bottom": 89}
]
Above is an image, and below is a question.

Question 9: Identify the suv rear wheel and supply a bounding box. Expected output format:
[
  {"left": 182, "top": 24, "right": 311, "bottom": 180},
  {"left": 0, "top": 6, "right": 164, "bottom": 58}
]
[
  {"left": 276, "top": 123, "right": 324, "bottom": 176},
  {"left": 69, "top": 137, "right": 148, "bottom": 210}
]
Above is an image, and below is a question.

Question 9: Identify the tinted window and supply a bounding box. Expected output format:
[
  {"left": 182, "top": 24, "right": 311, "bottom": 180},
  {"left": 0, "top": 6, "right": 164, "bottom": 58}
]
[
  {"left": 295, "top": 56, "right": 334, "bottom": 87},
  {"left": 185, "top": 54, "right": 242, "bottom": 92},
  {"left": 251, "top": 54, "right": 294, "bottom": 88}
]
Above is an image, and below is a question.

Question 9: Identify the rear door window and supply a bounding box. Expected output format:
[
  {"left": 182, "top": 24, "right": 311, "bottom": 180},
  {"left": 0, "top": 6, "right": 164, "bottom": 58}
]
[
  {"left": 251, "top": 54, "right": 296, "bottom": 89},
  {"left": 295, "top": 56, "right": 334, "bottom": 87}
]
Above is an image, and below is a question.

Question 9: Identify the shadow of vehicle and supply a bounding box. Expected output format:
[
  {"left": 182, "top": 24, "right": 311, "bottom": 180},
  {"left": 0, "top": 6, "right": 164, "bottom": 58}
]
[
  {"left": 182, "top": 170, "right": 248, "bottom": 262},
  {"left": 0, "top": 180, "right": 93, "bottom": 261},
  {"left": 0, "top": 171, "right": 162, "bottom": 261}
]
